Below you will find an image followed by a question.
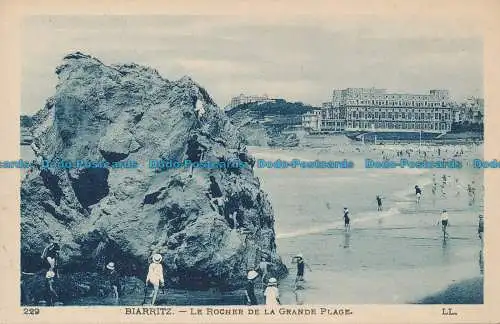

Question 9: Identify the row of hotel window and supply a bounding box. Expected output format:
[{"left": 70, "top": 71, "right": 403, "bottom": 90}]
[
  {"left": 346, "top": 121, "right": 449, "bottom": 130},
  {"left": 344, "top": 100, "right": 448, "bottom": 107},
  {"left": 325, "top": 112, "right": 450, "bottom": 120}
]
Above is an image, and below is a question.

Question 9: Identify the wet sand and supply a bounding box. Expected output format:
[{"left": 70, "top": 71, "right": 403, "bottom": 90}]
[
  {"left": 250, "top": 143, "right": 484, "bottom": 304},
  {"left": 416, "top": 277, "right": 483, "bottom": 304}
]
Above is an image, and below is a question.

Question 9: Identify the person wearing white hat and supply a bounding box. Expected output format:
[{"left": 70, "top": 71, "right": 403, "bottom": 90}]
[
  {"left": 264, "top": 278, "right": 280, "bottom": 305},
  {"left": 146, "top": 253, "right": 164, "bottom": 305},
  {"left": 106, "top": 262, "right": 120, "bottom": 302},
  {"left": 292, "top": 254, "right": 312, "bottom": 287},
  {"left": 245, "top": 270, "right": 259, "bottom": 305}
]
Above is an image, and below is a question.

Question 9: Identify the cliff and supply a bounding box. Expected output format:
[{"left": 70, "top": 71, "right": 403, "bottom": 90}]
[
  {"left": 225, "top": 99, "right": 313, "bottom": 147},
  {"left": 20, "top": 52, "right": 286, "bottom": 302}
]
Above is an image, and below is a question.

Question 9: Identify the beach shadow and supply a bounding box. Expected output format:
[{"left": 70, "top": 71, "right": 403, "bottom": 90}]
[
  {"left": 478, "top": 249, "right": 484, "bottom": 276},
  {"left": 343, "top": 232, "right": 351, "bottom": 248},
  {"left": 441, "top": 237, "right": 450, "bottom": 262}
]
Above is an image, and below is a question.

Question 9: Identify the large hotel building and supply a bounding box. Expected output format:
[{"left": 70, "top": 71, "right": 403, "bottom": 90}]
[{"left": 302, "top": 88, "right": 454, "bottom": 133}]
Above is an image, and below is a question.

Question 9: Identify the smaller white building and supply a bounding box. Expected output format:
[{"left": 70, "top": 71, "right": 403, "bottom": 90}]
[{"left": 301, "top": 110, "right": 322, "bottom": 132}]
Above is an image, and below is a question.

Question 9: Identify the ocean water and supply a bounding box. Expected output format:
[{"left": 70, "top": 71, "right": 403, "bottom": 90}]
[{"left": 250, "top": 145, "right": 484, "bottom": 304}]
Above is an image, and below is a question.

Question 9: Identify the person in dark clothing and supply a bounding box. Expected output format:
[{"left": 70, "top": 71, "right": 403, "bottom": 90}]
[
  {"left": 478, "top": 214, "right": 484, "bottom": 241},
  {"left": 415, "top": 185, "right": 422, "bottom": 204},
  {"left": 376, "top": 195, "right": 383, "bottom": 211},
  {"left": 343, "top": 207, "right": 350, "bottom": 231},
  {"left": 186, "top": 134, "right": 208, "bottom": 177},
  {"left": 245, "top": 270, "right": 259, "bottom": 305},
  {"left": 209, "top": 176, "right": 223, "bottom": 198},
  {"left": 105, "top": 262, "right": 120, "bottom": 302},
  {"left": 257, "top": 256, "right": 271, "bottom": 288},
  {"left": 206, "top": 176, "right": 224, "bottom": 215},
  {"left": 292, "top": 254, "right": 312, "bottom": 289}
]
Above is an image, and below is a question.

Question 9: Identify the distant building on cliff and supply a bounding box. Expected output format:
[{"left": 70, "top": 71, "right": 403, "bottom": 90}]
[
  {"left": 304, "top": 88, "right": 454, "bottom": 134},
  {"left": 225, "top": 93, "right": 276, "bottom": 110}
]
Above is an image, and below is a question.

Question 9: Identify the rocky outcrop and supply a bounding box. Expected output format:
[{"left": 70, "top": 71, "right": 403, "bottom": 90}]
[
  {"left": 226, "top": 99, "right": 313, "bottom": 147},
  {"left": 21, "top": 115, "right": 34, "bottom": 145},
  {"left": 21, "top": 52, "right": 286, "bottom": 298}
]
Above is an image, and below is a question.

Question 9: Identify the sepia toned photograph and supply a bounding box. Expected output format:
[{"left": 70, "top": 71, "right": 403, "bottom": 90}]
[{"left": 1, "top": 1, "right": 499, "bottom": 323}]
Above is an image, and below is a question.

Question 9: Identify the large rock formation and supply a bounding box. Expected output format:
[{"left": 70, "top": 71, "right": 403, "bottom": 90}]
[{"left": 21, "top": 52, "right": 286, "bottom": 296}]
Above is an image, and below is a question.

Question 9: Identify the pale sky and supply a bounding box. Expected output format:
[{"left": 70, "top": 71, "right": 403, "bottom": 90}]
[{"left": 21, "top": 15, "right": 483, "bottom": 115}]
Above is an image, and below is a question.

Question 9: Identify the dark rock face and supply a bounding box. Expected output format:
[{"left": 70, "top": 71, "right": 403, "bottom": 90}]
[{"left": 21, "top": 52, "right": 286, "bottom": 296}]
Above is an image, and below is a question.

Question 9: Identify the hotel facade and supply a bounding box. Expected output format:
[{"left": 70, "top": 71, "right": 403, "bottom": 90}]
[
  {"left": 224, "top": 93, "right": 276, "bottom": 110},
  {"left": 303, "top": 88, "right": 454, "bottom": 133}
]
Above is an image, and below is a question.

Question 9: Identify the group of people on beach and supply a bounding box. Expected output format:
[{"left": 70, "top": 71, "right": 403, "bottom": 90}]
[
  {"left": 419, "top": 172, "right": 483, "bottom": 240},
  {"left": 33, "top": 242, "right": 316, "bottom": 307},
  {"left": 32, "top": 242, "right": 166, "bottom": 306},
  {"left": 244, "top": 254, "right": 312, "bottom": 306}
]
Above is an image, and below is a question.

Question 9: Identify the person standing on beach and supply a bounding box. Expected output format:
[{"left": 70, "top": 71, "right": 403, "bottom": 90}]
[
  {"left": 145, "top": 253, "right": 164, "bottom": 306},
  {"left": 478, "top": 214, "right": 484, "bottom": 241},
  {"left": 455, "top": 177, "right": 461, "bottom": 197},
  {"left": 105, "top": 262, "right": 120, "bottom": 303},
  {"left": 245, "top": 270, "right": 259, "bottom": 305},
  {"left": 469, "top": 182, "right": 476, "bottom": 205},
  {"left": 376, "top": 195, "right": 383, "bottom": 211},
  {"left": 343, "top": 207, "right": 351, "bottom": 231},
  {"left": 437, "top": 209, "right": 449, "bottom": 238},
  {"left": 257, "top": 256, "right": 271, "bottom": 287},
  {"left": 415, "top": 186, "right": 422, "bottom": 205},
  {"left": 293, "top": 254, "right": 312, "bottom": 286},
  {"left": 264, "top": 278, "right": 281, "bottom": 306}
]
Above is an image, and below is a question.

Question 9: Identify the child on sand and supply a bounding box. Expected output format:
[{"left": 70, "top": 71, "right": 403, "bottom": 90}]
[
  {"left": 292, "top": 254, "right": 312, "bottom": 286},
  {"left": 415, "top": 185, "right": 422, "bottom": 204},
  {"left": 376, "top": 195, "right": 383, "bottom": 211},
  {"left": 343, "top": 207, "right": 351, "bottom": 231},
  {"left": 105, "top": 262, "right": 120, "bottom": 302},
  {"left": 264, "top": 278, "right": 280, "bottom": 305},
  {"left": 146, "top": 254, "right": 164, "bottom": 306}
]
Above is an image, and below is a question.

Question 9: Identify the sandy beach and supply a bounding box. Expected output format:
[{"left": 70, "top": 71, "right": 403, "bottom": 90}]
[{"left": 250, "top": 141, "right": 484, "bottom": 304}]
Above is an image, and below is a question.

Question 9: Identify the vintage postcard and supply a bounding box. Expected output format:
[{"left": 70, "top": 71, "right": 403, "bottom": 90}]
[{"left": 1, "top": 0, "right": 499, "bottom": 323}]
